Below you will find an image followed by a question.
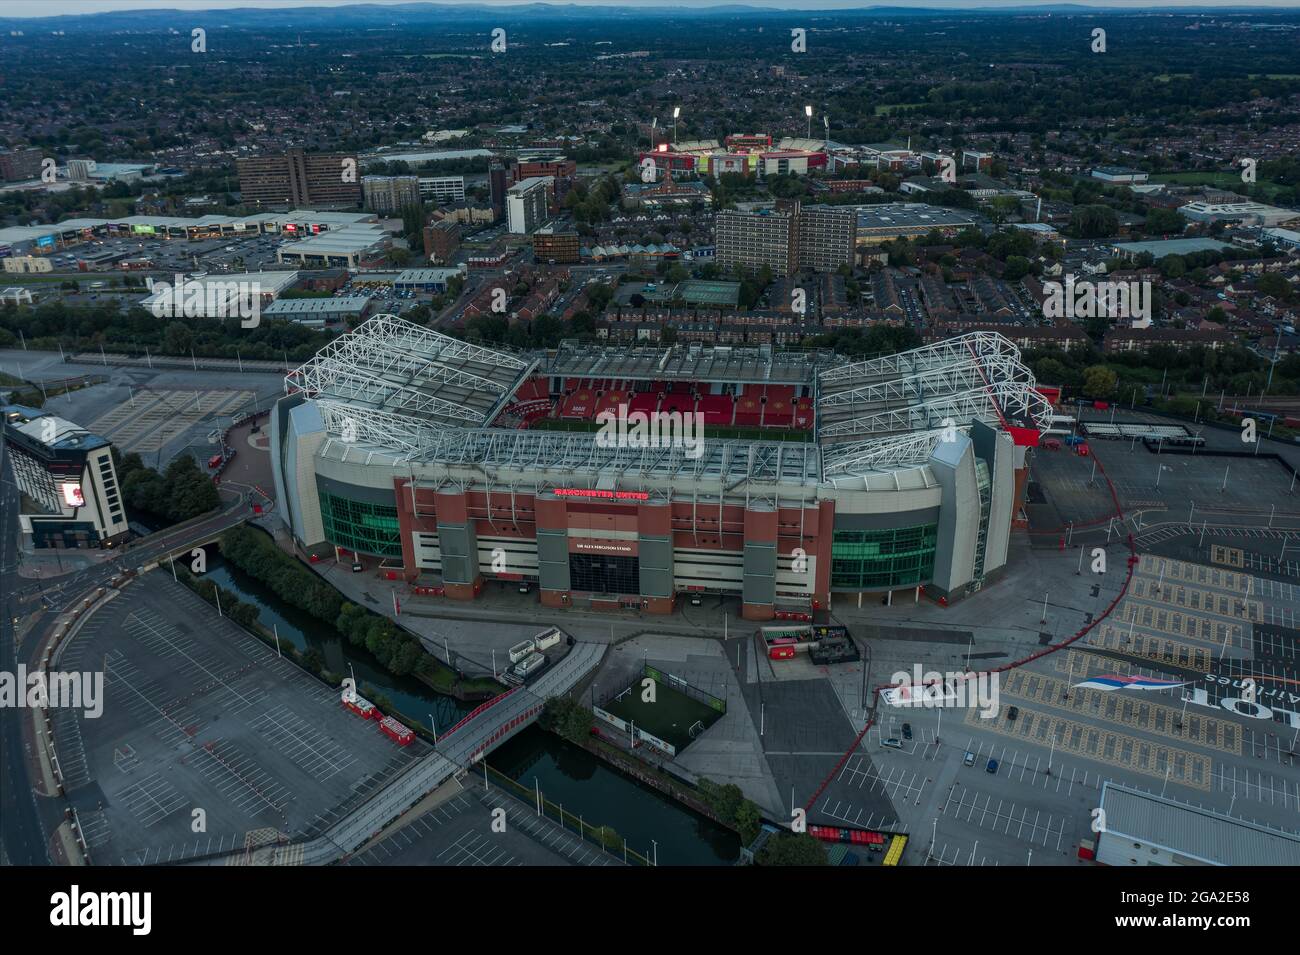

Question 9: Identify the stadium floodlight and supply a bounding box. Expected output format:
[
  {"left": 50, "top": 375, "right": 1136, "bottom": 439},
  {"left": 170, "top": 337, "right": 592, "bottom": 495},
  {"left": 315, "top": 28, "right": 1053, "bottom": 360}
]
[
  {"left": 673, "top": 106, "right": 681, "bottom": 143},
  {"left": 805, "top": 104, "right": 813, "bottom": 137}
]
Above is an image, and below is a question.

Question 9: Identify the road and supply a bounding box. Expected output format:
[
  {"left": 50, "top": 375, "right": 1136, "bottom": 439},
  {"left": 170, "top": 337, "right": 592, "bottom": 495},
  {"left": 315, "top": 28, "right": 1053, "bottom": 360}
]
[
  {"left": 0, "top": 432, "right": 50, "bottom": 865},
  {"left": 0, "top": 438, "right": 260, "bottom": 866}
]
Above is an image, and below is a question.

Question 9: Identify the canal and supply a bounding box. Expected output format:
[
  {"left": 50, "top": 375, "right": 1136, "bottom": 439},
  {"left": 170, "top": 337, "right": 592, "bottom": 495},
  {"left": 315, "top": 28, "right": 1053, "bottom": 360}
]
[
  {"left": 199, "top": 544, "right": 740, "bottom": 866},
  {"left": 489, "top": 728, "right": 740, "bottom": 865},
  {"left": 200, "top": 549, "right": 473, "bottom": 730}
]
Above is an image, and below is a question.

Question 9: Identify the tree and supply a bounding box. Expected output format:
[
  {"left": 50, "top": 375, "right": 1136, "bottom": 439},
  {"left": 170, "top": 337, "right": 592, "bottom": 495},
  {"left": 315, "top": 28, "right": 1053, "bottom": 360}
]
[
  {"left": 1002, "top": 255, "right": 1032, "bottom": 281},
  {"left": 593, "top": 826, "right": 622, "bottom": 851},
  {"left": 540, "top": 696, "right": 592, "bottom": 742},
  {"left": 1258, "top": 272, "right": 1293, "bottom": 303},
  {"left": 1070, "top": 204, "right": 1119, "bottom": 239},
  {"left": 733, "top": 800, "right": 761, "bottom": 844},
  {"left": 1083, "top": 365, "right": 1118, "bottom": 398},
  {"left": 1143, "top": 207, "right": 1185, "bottom": 236},
  {"left": 757, "top": 833, "right": 827, "bottom": 866}
]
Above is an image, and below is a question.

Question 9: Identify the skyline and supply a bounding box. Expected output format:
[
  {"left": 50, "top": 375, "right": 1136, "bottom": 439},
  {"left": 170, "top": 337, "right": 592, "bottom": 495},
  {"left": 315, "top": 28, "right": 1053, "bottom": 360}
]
[{"left": 5, "top": 0, "right": 1300, "bottom": 20}]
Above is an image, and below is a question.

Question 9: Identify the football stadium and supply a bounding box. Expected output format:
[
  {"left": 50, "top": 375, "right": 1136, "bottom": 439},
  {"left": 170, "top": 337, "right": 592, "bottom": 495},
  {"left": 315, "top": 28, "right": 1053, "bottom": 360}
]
[{"left": 270, "top": 315, "right": 1050, "bottom": 620}]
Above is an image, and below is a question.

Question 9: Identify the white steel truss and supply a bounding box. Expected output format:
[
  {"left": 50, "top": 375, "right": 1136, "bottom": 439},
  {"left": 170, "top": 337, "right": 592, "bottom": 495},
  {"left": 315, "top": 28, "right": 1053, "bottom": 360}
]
[
  {"left": 817, "top": 330, "right": 1019, "bottom": 386},
  {"left": 820, "top": 382, "right": 1019, "bottom": 439},
  {"left": 358, "top": 313, "right": 527, "bottom": 373},
  {"left": 821, "top": 429, "right": 952, "bottom": 479},
  {"left": 817, "top": 330, "right": 1052, "bottom": 442},
  {"left": 821, "top": 356, "right": 1014, "bottom": 409},
  {"left": 300, "top": 328, "right": 1050, "bottom": 485},
  {"left": 306, "top": 362, "right": 484, "bottom": 424},
  {"left": 288, "top": 314, "right": 527, "bottom": 426},
  {"left": 316, "top": 400, "right": 821, "bottom": 486}
]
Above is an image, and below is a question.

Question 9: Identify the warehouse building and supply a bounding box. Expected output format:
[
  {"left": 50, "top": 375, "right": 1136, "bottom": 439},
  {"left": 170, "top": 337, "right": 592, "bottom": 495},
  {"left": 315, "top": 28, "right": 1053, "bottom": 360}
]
[
  {"left": 1095, "top": 782, "right": 1300, "bottom": 866},
  {"left": 262, "top": 296, "right": 371, "bottom": 327},
  {"left": 276, "top": 225, "right": 391, "bottom": 268},
  {"left": 855, "top": 203, "right": 982, "bottom": 246}
]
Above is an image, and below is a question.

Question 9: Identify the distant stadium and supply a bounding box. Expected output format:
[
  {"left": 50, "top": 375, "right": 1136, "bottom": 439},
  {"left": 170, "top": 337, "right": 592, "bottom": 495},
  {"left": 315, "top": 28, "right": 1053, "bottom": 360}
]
[{"left": 270, "top": 315, "right": 1050, "bottom": 620}]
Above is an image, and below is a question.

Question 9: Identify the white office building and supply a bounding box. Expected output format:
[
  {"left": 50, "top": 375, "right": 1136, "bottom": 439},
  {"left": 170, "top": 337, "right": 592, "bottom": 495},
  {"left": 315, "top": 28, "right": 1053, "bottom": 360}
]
[{"left": 506, "top": 177, "right": 550, "bottom": 235}]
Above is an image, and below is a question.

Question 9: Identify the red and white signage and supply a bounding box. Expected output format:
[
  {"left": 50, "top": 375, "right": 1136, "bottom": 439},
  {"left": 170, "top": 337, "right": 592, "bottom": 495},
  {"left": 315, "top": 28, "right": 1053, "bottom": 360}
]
[{"left": 555, "top": 488, "right": 649, "bottom": 502}]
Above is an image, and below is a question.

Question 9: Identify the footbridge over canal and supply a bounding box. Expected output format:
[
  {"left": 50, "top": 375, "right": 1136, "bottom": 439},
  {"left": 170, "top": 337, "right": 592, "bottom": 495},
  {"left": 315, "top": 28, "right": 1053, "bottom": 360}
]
[{"left": 192, "top": 641, "right": 606, "bottom": 866}]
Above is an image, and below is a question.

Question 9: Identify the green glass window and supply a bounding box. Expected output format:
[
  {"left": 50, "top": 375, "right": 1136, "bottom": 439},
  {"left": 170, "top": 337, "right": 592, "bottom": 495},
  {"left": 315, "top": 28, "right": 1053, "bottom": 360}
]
[
  {"left": 319, "top": 491, "right": 402, "bottom": 558},
  {"left": 831, "top": 523, "right": 938, "bottom": 591}
]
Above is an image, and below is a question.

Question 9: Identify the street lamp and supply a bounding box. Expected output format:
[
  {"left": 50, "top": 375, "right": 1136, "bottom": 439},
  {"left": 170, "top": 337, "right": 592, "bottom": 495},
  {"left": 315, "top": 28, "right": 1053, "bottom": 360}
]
[{"left": 805, "top": 104, "right": 813, "bottom": 139}]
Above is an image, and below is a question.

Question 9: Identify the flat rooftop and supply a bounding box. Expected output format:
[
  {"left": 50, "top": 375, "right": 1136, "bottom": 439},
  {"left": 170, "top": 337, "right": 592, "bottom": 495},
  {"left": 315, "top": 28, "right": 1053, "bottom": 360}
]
[
  {"left": 1112, "top": 237, "right": 1237, "bottom": 257},
  {"left": 263, "top": 296, "right": 371, "bottom": 316},
  {"left": 1100, "top": 780, "right": 1300, "bottom": 866},
  {"left": 855, "top": 203, "right": 980, "bottom": 231}
]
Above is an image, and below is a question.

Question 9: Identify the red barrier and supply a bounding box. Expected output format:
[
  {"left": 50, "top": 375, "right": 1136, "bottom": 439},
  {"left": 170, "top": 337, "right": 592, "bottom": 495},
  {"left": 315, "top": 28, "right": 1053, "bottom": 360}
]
[{"left": 440, "top": 687, "right": 519, "bottom": 741}]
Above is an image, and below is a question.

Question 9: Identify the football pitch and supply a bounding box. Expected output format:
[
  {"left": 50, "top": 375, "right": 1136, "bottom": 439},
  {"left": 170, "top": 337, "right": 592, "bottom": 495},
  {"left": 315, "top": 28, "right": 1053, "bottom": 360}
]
[{"left": 601, "top": 677, "right": 722, "bottom": 752}]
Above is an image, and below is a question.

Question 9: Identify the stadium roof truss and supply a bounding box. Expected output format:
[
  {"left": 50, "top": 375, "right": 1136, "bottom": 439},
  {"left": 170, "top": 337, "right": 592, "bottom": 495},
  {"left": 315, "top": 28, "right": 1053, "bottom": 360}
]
[
  {"left": 315, "top": 399, "right": 821, "bottom": 489},
  {"left": 821, "top": 428, "right": 951, "bottom": 481},
  {"left": 289, "top": 314, "right": 530, "bottom": 428},
  {"left": 816, "top": 331, "right": 1051, "bottom": 444},
  {"left": 301, "top": 324, "right": 1047, "bottom": 487},
  {"left": 545, "top": 339, "right": 826, "bottom": 386}
]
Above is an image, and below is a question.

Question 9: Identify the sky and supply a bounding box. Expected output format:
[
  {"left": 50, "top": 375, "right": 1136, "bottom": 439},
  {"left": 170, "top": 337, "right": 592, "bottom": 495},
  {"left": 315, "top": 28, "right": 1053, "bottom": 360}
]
[{"left": 3, "top": 0, "right": 1298, "bottom": 18}]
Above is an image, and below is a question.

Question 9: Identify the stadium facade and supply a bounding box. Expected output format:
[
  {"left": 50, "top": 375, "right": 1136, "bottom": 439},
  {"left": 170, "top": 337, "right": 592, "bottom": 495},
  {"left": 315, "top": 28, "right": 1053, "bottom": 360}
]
[{"left": 270, "top": 316, "right": 1049, "bottom": 620}]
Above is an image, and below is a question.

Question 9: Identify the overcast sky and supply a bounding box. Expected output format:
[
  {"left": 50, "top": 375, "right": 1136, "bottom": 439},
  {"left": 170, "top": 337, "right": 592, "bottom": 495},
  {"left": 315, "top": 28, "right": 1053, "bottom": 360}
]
[{"left": 5, "top": 0, "right": 1298, "bottom": 18}]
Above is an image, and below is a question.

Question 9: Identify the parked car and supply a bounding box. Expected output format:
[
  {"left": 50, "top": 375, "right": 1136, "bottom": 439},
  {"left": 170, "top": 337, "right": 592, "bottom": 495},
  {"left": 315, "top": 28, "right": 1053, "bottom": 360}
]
[
  {"left": 902, "top": 723, "right": 913, "bottom": 740},
  {"left": 1007, "top": 706, "right": 1019, "bottom": 720},
  {"left": 963, "top": 751, "right": 976, "bottom": 767},
  {"left": 986, "top": 758, "right": 998, "bottom": 774},
  {"left": 882, "top": 737, "right": 903, "bottom": 749}
]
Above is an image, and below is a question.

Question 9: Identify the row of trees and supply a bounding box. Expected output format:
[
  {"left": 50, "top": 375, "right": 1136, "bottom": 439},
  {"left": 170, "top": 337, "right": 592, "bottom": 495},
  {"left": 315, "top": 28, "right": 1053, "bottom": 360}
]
[
  {"left": 219, "top": 526, "right": 438, "bottom": 681},
  {"left": 0, "top": 301, "right": 333, "bottom": 363},
  {"left": 1025, "top": 341, "right": 1300, "bottom": 404}
]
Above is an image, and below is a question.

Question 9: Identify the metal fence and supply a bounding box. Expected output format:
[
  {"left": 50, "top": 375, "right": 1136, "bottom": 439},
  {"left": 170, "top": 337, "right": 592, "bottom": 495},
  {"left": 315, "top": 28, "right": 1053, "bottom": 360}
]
[
  {"left": 643, "top": 663, "right": 727, "bottom": 714},
  {"left": 481, "top": 761, "right": 652, "bottom": 866}
]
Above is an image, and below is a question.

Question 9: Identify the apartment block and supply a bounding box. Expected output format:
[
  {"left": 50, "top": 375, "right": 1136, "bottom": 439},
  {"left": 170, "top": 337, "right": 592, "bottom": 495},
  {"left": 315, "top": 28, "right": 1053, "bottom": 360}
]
[
  {"left": 362, "top": 175, "right": 422, "bottom": 214},
  {"left": 236, "top": 149, "right": 362, "bottom": 209}
]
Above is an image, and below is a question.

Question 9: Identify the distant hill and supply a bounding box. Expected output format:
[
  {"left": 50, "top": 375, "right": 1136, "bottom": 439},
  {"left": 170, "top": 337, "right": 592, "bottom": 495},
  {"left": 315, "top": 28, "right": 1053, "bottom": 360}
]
[{"left": 0, "top": 2, "right": 1293, "bottom": 34}]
